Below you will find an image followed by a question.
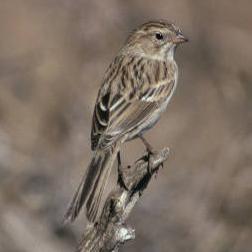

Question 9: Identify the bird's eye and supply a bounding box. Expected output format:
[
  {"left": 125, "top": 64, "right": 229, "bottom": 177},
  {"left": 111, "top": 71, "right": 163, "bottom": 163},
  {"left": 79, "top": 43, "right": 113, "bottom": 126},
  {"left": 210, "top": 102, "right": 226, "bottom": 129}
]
[{"left": 155, "top": 32, "right": 164, "bottom": 40}]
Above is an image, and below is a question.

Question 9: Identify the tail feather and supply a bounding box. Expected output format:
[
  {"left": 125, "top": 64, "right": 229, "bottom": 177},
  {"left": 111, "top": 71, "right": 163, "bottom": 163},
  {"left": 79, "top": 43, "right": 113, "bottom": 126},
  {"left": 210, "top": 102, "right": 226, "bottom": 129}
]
[
  {"left": 86, "top": 153, "right": 112, "bottom": 222},
  {"left": 64, "top": 145, "right": 118, "bottom": 223}
]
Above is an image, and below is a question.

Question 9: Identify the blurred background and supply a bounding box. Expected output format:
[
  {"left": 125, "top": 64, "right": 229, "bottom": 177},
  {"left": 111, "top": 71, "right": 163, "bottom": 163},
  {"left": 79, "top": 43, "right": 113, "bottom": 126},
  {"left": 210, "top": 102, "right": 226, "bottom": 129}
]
[{"left": 0, "top": 0, "right": 251, "bottom": 251}]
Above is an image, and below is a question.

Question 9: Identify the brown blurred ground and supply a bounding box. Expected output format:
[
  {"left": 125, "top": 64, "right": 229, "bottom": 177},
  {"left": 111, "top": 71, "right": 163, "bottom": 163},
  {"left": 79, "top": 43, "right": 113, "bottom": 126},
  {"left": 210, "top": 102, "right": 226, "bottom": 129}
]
[{"left": 0, "top": 1, "right": 251, "bottom": 251}]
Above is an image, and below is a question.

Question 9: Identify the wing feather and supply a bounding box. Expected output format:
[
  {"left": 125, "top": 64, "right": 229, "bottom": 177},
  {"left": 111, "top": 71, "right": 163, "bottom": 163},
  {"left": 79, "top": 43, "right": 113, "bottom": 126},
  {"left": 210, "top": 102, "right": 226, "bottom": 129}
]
[{"left": 91, "top": 56, "right": 176, "bottom": 150}]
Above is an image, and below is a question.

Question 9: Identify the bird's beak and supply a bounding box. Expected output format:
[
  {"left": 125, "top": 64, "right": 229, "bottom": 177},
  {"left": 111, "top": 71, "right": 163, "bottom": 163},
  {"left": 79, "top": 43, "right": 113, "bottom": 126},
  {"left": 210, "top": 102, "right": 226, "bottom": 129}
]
[{"left": 173, "top": 33, "right": 188, "bottom": 44}]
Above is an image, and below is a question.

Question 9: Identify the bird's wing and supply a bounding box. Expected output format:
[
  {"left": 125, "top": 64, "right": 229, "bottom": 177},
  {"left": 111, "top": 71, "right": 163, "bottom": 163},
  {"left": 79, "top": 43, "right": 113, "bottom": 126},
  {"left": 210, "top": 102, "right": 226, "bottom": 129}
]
[
  {"left": 92, "top": 79, "right": 175, "bottom": 149},
  {"left": 99, "top": 97, "right": 159, "bottom": 148},
  {"left": 91, "top": 91, "right": 110, "bottom": 150}
]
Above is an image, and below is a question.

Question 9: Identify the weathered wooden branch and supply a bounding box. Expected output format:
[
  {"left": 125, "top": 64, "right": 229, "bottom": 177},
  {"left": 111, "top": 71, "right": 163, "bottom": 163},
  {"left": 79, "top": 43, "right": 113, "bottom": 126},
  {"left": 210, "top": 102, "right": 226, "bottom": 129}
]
[{"left": 77, "top": 147, "right": 169, "bottom": 252}]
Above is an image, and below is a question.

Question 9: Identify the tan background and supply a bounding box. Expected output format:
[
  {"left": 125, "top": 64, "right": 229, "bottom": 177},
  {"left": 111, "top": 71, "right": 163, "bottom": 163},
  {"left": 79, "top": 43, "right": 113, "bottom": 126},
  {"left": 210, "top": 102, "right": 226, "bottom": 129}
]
[{"left": 0, "top": 1, "right": 251, "bottom": 251}]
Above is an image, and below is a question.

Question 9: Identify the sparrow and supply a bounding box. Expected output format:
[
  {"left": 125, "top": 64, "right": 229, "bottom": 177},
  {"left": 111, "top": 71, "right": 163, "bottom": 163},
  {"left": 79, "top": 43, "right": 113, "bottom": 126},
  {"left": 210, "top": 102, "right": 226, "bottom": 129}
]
[{"left": 65, "top": 20, "right": 188, "bottom": 223}]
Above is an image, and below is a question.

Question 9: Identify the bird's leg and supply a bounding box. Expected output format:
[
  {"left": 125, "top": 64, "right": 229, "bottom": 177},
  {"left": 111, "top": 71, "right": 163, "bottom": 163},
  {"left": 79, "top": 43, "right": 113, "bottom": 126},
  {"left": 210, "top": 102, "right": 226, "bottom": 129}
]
[
  {"left": 139, "top": 135, "right": 154, "bottom": 154},
  {"left": 139, "top": 136, "right": 155, "bottom": 174},
  {"left": 139, "top": 136, "right": 164, "bottom": 174},
  {"left": 117, "top": 151, "right": 128, "bottom": 190}
]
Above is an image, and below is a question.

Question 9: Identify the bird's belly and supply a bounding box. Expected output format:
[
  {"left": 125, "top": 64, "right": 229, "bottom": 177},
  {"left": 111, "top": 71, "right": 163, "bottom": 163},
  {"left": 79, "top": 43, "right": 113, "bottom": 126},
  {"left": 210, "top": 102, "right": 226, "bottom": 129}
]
[{"left": 139, "top": 109, "right": 161, "bottom": 133}]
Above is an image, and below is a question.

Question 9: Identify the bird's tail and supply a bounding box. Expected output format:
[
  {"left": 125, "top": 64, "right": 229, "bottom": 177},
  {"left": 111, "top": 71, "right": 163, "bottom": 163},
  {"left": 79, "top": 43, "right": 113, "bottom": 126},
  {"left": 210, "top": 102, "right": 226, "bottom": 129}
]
[{"left": 64, "top": 144, "right": 119, "bottom": 223}]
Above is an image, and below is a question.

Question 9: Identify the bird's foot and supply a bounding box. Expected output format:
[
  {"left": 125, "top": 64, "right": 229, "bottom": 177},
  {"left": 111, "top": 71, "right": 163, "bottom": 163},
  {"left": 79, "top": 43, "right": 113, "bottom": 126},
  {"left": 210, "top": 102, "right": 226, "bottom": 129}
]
[
  {"left": 146, "top": 149, "right": 154, "bottom": 175},
  {"left": 117, "top": 168, "right": 128, "bottom": 191},
  {"left": 146, "top": 149, "right": 164, "bottom": 176}
]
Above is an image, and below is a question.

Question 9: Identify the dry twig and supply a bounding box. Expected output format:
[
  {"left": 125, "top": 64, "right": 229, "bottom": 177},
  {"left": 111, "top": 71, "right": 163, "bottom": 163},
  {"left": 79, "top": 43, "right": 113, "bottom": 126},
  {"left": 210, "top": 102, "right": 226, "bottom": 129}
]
[{"left": 77, "top": 147, "right": 169, "bottom": 252}]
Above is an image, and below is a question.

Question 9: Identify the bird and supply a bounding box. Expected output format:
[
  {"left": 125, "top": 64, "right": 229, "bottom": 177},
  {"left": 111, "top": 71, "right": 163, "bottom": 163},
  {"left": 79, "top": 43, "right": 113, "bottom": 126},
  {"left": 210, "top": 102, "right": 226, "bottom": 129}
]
[{"left": 64, "top": 20, "right": 188, "bottom": 223}]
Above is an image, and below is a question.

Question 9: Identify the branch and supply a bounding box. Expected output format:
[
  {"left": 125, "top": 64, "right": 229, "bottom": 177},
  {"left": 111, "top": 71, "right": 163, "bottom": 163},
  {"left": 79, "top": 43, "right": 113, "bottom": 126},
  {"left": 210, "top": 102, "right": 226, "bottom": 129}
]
[{"left": 77, "top": 147, "right": 169, "bottom": 252}]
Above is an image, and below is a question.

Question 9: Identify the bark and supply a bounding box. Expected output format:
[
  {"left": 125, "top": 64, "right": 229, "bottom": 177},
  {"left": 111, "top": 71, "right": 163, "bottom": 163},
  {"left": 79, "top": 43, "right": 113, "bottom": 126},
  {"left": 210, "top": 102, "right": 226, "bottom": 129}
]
[{"left": 78, "top": 147, "right": 169, "bottom": 252}]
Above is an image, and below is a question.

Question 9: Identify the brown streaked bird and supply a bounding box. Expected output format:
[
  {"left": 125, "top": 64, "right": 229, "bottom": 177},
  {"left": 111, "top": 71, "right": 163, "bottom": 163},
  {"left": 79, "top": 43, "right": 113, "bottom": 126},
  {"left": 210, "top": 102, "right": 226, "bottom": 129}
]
[{"left": 65, "top": 21, "right": 188, "bottom": 223}]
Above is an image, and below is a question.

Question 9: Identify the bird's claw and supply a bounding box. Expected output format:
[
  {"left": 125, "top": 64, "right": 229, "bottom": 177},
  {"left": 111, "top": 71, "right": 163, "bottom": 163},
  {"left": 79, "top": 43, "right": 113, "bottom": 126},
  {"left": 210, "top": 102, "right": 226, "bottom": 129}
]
[{"left": 117, "top": 168, "right": 128, "bottom": 190}]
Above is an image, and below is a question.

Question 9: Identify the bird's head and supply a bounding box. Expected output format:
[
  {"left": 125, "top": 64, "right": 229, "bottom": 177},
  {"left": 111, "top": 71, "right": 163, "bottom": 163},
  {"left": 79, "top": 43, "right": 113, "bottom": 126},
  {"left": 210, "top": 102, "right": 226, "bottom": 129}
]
[{"left": 124, "top": 21, "right": 188, "bottom": 61}]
